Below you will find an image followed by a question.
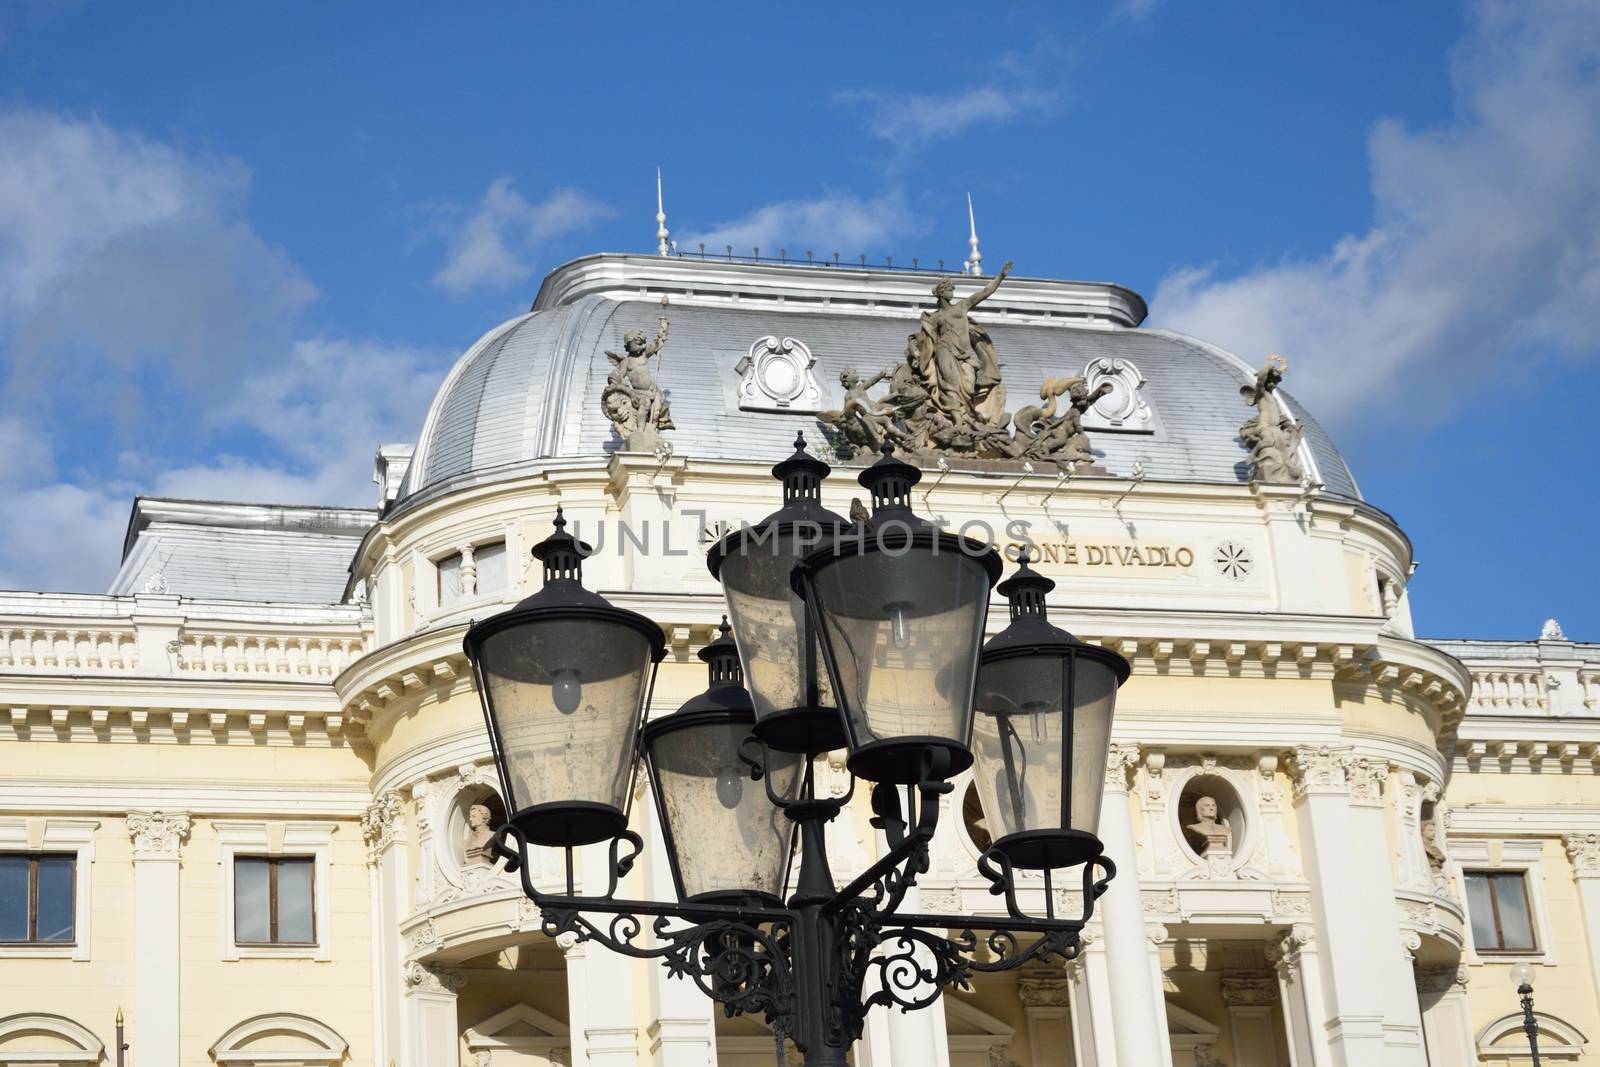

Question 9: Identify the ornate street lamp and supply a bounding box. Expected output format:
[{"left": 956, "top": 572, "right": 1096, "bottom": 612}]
[
  {"left": 474, "top": 441, "right": 1118, "bottom": 1067},
  {"left": 971, "top": 553, "right": 1129, "bottom": 874},
  {"left": 464, "top": 508, "right": 665, "bottom": 848},
  {"left": 1511, "top": 963, "right": 1543, "bottom": 1065},
  {"left": 641, "top": 618, "right": 804, "bottom": 907},
  {"left": 706, "top": 432, "right": 850, "bottom": 755},
  {"left": 791, "top": 444, "right": 1003, "bottom": 784}
]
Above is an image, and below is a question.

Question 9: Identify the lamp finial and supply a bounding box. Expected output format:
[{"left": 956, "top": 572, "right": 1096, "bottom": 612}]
[{"left": 656, "top": 168, "right": 670, "bottom": 256}]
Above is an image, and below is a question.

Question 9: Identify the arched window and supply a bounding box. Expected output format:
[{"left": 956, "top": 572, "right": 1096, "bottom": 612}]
[
  {"left": 1478, "top": 1011, "right": 1587, "bottom": 1061},
  {"left": 209, "top": 1013, "right": 347, "bottom": 1066},
  {"left": 0, "top": 1012, "right": 104, "bottom": 1065}
]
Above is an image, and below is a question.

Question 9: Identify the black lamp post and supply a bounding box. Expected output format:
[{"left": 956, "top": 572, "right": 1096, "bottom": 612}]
[
  {"left": 1512, "top": 963, "right": 1542, "bottom": 1065},
  {"left": 466, "top": 441, "right": 1120, "bottom": 1067}
]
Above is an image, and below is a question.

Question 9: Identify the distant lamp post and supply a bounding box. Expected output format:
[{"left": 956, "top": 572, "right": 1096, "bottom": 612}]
[
  {"left": 115, "top": 1008, "right": 127, "bottom": 1067},
  {"left": 1511, "top": 962, "right": 1542, "bottom": 1065}
]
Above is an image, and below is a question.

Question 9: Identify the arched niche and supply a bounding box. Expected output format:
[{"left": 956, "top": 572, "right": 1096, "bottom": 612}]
[
  {"left": 0, "top": 1013, "right": 104, "bottom": 1065},
  {"left": 448, "top": 782, "right": 507, "bottom": 874},
  {"left": 209, "top": 1013, "right": 348, "bottom": 1066},
  {"left": 1173, "top": 772, "right": 1251, "bottom": 875}
]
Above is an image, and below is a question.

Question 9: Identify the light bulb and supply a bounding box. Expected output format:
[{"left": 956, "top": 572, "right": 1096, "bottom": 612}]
[
  {"left": 885, "top": 601, "right": 914, "bottom": 650},
  {"left": 1022, "top": 700, "right": 1050, "bottom": 742},
  {"left": 716, "top": 767, "right": 744, "bottom": 809},
  {"left": 551, "top": 668, "right": 582, "bottom": 715}
]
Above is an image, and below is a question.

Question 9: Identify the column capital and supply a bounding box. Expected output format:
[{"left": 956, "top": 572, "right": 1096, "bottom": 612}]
[
  {"left": 1288, "top": 744, "right": 1354, "bottom": 800},
  {"left": 1265, "top": 923, "right": 1316, "bottom": 969},
  {"left": 1220, "top": 971, "right": 1280, "bottom": 1007},
  {"left": 127, "top": 810, "right": 191, "bottom": 860},
  {"left": 1017, "top": 971, "right": 1072, "bottom": 1008},
  {"left": 1104, "top": 743, "right": 1141, "bottom": 791},
  {"left": 1346, "top": 757, "right": 1391, "bottom": 807},
  {"left": 1414, "top": 964, "right": 1469, "bottom": 994},
  {"left": 1565, "top": 832, "right": 1600, "bottom": 877},
  {"left": 362, "top": 790, "right": 405, "bottom": 864},
  {"left": 403, "top": 960, "right": 465, "bottom": 996}
]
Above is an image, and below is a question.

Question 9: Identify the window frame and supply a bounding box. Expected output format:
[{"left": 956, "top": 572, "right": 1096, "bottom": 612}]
[
  {"left": 0, "top": 818, "right": 97, "bottom": 961},
  {"left": 0, "top": 852, "right": 76, "bottom": 945},
  {"left": 215, "top": 820, "right": 335, "bottom": 961},
  {"left": 420, "top": 528, "right": 517, "bottom": 620},
  {"left": 233, "top": 855, "right": 317, "bottom": 947},
  {"left": 1452, "top": 838, "right": 1556, "bottom": 965},
  {"left": 1465, "top": 869, "right": 1538, "bottom": 954}
]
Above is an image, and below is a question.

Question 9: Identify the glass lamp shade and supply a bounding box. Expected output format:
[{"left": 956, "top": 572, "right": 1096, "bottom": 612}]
[
  {"left": 707, "top": 434, "right": 849, "bottom": 754},
  {"left": 793, "top": 446, "right": 1002, "bottom": 784},
  {"left": 971, "top": 556, "right": 1129, "bottom": 870},
  {"left": 642, "top": 623, "right": 803, "bottom": 905},
  {"left": 464, "top": 509, "right": 665, "bottom": 848}
]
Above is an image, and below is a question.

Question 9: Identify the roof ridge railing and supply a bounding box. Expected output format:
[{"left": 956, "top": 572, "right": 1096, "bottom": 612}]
[{"left": 673, "top": 246, "right": 972, "bottom": 275}]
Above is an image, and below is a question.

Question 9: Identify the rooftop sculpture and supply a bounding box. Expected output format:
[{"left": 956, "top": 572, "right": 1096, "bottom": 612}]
[
  {"left": 603, "top": 296, "right": 674, "bottom": 451},
  {"left": 1238, "top": 354, "right": 1304, "bottom": 483},
  {"left": 818, "top": 261, "right": 1112, "bottom": 471}
]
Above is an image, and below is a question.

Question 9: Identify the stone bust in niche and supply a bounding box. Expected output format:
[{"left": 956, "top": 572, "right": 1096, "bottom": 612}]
[
  {"left": 463, "top": 803, "right": 496, "bottom": 867},
  {"left": 1422, "top": 819, "right": 1447, "bottom": 874},
  {"left": 1185, "top": 795, "right": 1232, "bottom": 855}
]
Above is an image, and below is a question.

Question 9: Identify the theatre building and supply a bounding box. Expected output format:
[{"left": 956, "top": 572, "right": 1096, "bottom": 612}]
[{"left": 0, "top": 249, "right": 1596, "bottom": 1066}]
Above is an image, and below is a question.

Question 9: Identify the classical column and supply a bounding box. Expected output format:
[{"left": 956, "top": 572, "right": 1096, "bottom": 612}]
[
  {"left": 1344, "top": 758, "right": 1426, "bottom": 1063},
  {"left": 403, "top": 961, "right": 465, "bottom": 1063},
  {"left": 1285, "top": 746, "right": 1390, "bottom": 1065},
  {"left": 127, "top": 810, "right": 191, "bottom": 1066},
  {"left": 561, "top": 933, "right": 590, "bottom": 1065},
  {"left": 363, "top": 791, "right": 408, "bottom": 1067},
  {"left": 577, "top": 837, "right": 641, "bottom": 1064},
  {"left": 1220, "top": 971, "right": 1281, "bottom": 1067},
  {"left": 1267, "top": 925, "right": 1332, "bottom": 1067},
  {"left": 1415, "top": 966, "right": 1475, "bottom": 1066},
  {"left": 1098, "top": 745, "right": 1172, "bottom": 1067},
  {"left": 1565, "top": 833, "right": 1600, "bottom": 1017},
  {"left": 1018, "top": 963, "right": 1074, "bottom": 1067}
]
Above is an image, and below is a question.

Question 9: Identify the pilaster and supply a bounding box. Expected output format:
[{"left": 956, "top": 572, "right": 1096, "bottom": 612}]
[
  {"left": 1098, "top": 744, "right": 1172, "bottom": 1067},
  {"left": 1018, "top": 963, "right": 1073, "bottom": 1067},
  {"left": 1267, "top": 924, "right": 1331, "bottom": 1067},
  {"left": 127, "top": 810, "right": 190, "bottom": 1066},
  {"left": 1065, "top": 927, "right": 1115, "bottom": 1067},
  {"left": 403, "top": 960, "right": 465, "bottom": 1064},
  {"left": 364, "top": 790, "right": 408, "bottom": 1067},
  {"left": 1564, "top": 832, "right": 1600, "bottom": 1018},
  {"left": 1414, "top": 965, "right": 1475, "bottom": 1067},
  {"left": 1219, "top": 971, "right": 1281, "bottom": 1067},
  {"left": 640, "top": 790, "right": 718, "bottom": 1067}
]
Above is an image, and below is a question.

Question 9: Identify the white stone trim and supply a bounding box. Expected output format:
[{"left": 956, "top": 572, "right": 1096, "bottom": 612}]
[
  {"left": 208, "top": 1011, "right": 349, "bottom": 1065},
  {"left": 0, "top": 1011, "right": 104, "bottom": 1063},
  {"left": 0, "top": 816, "right": 98, "bottom": 960},
  {"left": 1453, "top": 838, "right": 1557, "bottom": 964},
  {"left": 1477, "top": 1010, "right": 1586, "bottom": 1060},
  {"left": 213, "top": 820, "right": 337, "bottom": 961}
]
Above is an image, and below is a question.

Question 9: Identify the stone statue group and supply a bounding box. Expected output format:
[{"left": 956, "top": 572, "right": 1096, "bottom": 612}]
[
  {"left": 598, "top": 262, "right": 1307, "bottom": 482},
  {"left": 818, "top": 262, "right": 1116, "bottom": 471}
]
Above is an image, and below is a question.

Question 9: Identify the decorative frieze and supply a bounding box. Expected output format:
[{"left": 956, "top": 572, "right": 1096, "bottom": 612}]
[
  {"left": 1017, "top": 966, "right": 1071, "bottom": 1007},
  {"left": 127, "top": 810, "right": 190, "bottom": 859}
]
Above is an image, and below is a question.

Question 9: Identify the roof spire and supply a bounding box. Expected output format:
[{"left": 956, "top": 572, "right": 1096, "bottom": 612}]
[
  {"left": 964, "top": 193, "right": 982, "bottom": 276},
  {"left": 655, "top": 167, "right": 670, "bottom": 257}
]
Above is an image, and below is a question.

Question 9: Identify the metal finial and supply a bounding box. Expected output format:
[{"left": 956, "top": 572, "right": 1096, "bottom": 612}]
[
  {"left": 655, "top": 168, "right": 670, "bottom": 256},
  {"left": 965, "top": 193, "right": 982, "bottom": 276}
]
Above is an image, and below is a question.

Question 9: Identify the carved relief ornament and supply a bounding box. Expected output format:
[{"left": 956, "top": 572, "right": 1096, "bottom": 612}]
[
  {"left": 362, "top": 790, "right": 404, "bottom": 863},
  {"left": 1289, "top": 745, "right": 1353, "bottom": 800},
  {"left": 1566, "top": 832, "right": 1600, "bottom": 876},
  {"left": 127, "top": 810, "right": 191, "bottom": 859},
  {"left": 403, "top": 960, "right": 466, "bottom": 995}
]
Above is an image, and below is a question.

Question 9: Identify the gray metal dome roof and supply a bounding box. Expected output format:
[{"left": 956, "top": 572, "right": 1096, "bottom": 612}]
[{"left": 398, "top": 255, "right": 1359, "bottom": 506}]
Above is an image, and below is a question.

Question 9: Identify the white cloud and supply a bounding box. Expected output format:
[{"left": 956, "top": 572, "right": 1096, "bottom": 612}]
[
  {"left": 0, "top": 109, "right": 446, "bottom": 592},
  {"left": 433, "top": 178, "right": 612, "bottom": 294},
  {"left": 682, "top": 191, "right": 920, "bottom": 259},
  {"left": 1150, "top": 0, "right": 1600, "bottom": 429},
  {"left": 834, "top": 84, "right": 1059, "bottom": 152}
]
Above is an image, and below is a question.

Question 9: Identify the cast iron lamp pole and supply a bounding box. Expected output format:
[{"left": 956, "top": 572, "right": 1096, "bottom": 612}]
[
  {"left": 465, "top": 438, "right": 1128, "bottom": 1067},
  {"left": 1512, "top": 963, "right": 1542, "bottom": 1065}
]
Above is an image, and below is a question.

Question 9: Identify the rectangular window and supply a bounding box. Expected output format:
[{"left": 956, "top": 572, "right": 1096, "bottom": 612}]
[
  {"left": 475, "top": 541, "right": 507, "bottom": 594},
  {"left": 437, "top": 551, "right": 464, "bottom": 604},
  {"left": 234, "top": 857, "right": 315, "bottom": 945},
  {"left": 0, "top": 853, "right": 75, "bottom": 944},
  {"left": 1466, "top": 870, "right": 1537, "bottom": 952},
  {"left": 437, "top": 540, "right": 507, "bottom": 606}
]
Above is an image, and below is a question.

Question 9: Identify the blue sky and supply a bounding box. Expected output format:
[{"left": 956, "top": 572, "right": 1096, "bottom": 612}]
[{"left": 0, "top": 0, "right": 1595, "bottom": 640}]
